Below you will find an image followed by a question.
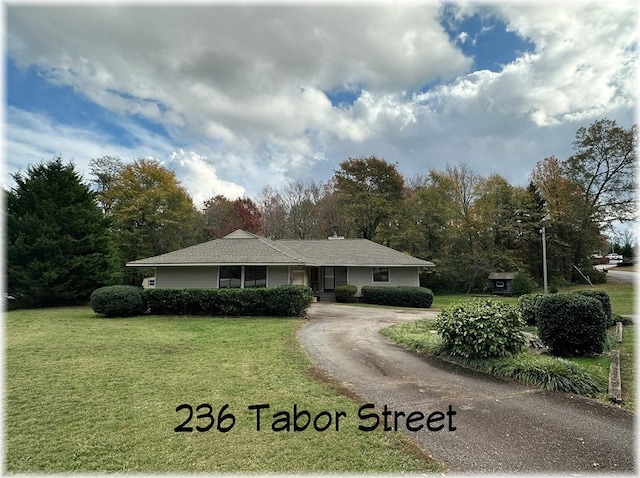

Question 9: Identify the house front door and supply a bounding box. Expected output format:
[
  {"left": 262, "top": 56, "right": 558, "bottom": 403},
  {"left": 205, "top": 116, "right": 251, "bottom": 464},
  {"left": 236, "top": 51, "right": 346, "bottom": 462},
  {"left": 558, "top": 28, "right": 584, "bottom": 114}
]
[{"left": 323, "top": 267, "right": 335, "bottom": 292}]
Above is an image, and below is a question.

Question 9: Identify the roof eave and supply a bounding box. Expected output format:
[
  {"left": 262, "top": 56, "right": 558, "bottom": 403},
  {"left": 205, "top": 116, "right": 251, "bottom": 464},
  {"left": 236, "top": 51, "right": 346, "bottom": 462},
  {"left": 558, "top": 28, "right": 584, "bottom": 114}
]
[{"left": 126, "top": 262, "right": 306, "bottom": 267}]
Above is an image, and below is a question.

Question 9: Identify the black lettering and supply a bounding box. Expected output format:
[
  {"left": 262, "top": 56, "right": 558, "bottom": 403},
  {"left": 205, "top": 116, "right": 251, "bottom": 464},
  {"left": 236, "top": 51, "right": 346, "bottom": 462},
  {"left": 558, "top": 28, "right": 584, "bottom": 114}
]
[
  {"left": 293, "top": 404, "right": 310, "bottom": 431},
  {"left": 313, "top": 411, "right": 332, "bottom": 432},
  {"left": 426, "top": 411, "right": 445, "bottom": 431},
  {"left": 272, "top": 410, "right": 290, "bottom": 432},
  {"left": 447, "top": 405, "right": 457, "bottom": 431},
  {"left": 248, "top": 403, "right": 270, "bottom": 431},
  {"left": 217, "top": 404, "right": 235, "bottom": 433},
  {"left": 335, "top": 410, "right": 347, "bottom": 431},
  {"left": 382, "top": 404, "right": 392, "bottom": 431},
  {"left": 406, "top": 410, "right": 424, "bottom": 432},
  {"left": 195, "top": 403, "right": 214, "bottom": 432},
  {"left": 174, "top": 403, "right": 194, "bottom": 432},
  {"left": 393, "top": 409, "right": 405, "bottom": 431},
  {"left": 358, "top": 403, "right": 379, "bottom": 432}
]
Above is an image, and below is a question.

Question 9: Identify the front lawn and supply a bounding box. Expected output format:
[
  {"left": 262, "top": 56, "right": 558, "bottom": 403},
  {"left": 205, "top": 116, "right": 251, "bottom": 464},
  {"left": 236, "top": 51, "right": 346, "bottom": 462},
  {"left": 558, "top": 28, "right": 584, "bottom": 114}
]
[{"left": 5, "top": 307, "right": 441, "bottom": 473}]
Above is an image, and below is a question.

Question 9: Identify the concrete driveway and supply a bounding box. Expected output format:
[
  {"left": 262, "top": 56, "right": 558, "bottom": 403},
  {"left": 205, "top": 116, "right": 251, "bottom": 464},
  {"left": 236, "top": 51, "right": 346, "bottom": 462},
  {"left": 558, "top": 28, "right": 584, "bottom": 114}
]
[{"left": 297, "top": 303, "right": 635, "bottom": 473}]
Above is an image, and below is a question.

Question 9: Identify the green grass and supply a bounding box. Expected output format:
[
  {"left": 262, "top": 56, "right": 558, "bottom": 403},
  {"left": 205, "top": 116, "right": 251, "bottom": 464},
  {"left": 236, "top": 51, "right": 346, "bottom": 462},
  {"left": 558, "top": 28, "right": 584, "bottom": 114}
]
[
  {"left": 430, "top": 282, "right": 634, "bottom": 315},
  {"left": 431, "top": 293, "right": 519, "bottom": 310},
  {"left": 619, "top": 327, "right": 635, "bottom": 409},
  {"left": 5, "top": 307, "right": 442, "bottom": 473},
  {"left": 559, "top": 282, "right": 635, "bottom": 316}
]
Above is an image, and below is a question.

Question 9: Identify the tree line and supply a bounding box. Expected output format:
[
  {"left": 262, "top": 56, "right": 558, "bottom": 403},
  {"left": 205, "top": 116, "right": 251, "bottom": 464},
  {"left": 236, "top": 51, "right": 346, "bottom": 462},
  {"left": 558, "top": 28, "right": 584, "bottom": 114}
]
[{"left": 6, "top": 118, "right": 637, "bottom": 307}]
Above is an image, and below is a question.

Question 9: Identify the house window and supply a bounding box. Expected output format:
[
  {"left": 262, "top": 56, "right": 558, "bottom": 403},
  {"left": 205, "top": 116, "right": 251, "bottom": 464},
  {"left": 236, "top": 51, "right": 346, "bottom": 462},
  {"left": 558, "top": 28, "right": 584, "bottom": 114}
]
[
  {"left": 245, "top": 266, "right": 267, "bottom": 288},
  {"left": 219, "top": 266, "right": 242, "bottom": 288},
  {"left": 496, "top": 281, "right": 505, "bottom": 288},
  {"left": 373, "top": 267, "right": 389, "bottom": 283}
]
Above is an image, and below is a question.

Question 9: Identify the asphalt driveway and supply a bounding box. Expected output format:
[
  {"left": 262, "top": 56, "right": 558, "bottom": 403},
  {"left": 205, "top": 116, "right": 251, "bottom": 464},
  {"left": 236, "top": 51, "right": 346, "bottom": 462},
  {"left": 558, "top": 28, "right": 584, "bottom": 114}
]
[{"left": 297, "top": 303, "right": 635, "bottom": 473}]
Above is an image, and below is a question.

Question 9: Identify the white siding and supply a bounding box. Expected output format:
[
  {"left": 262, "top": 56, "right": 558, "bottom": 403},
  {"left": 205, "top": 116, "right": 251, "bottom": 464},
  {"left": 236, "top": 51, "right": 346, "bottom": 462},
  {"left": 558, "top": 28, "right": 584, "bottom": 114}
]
[
  {"left": 347, "top": 267, "right": 419, "bottom": 296},
  {"left": 268, "top": 266, "right": 290, "bottom": 287},
  {"left": 156, "top": 266, "right": 218, "bottom": 288}
]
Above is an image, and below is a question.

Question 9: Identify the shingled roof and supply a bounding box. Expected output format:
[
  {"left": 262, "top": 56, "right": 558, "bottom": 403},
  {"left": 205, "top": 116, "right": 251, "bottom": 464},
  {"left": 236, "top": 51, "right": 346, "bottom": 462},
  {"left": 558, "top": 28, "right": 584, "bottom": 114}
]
[{"left": 127, "top": 229, "right": 434, "bottom": 268}]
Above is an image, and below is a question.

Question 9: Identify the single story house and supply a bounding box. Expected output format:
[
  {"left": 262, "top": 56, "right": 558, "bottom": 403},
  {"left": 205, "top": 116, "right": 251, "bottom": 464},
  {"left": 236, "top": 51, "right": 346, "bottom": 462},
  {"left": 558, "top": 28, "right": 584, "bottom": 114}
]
[
  {"left": 127, "top": 229, "right": 435, "bottom": 297},
  {"left": 487, "top": 272, "right": 518, "bottom": 295}
]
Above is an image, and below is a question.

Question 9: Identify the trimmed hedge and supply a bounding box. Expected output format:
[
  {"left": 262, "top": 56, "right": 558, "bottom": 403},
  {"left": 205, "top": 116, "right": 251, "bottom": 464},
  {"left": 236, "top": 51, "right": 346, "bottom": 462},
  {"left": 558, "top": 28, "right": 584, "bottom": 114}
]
[
  {"left": 535, "top": 293, "right": 607, "bottom": 357},
  {"left": 335, "top": 285, "right": 358, "bottom": 303},
  {"left": 361, "top": 286, "right": 434, "bottom": 308},
  {"left": 90, "top": 285, "right": 147, "bottom": 318},
  {"left": 436, "top": 299, "right": 525, "bottom": 359},
  {"left": 516, "top": 293, "right": 545, "bottom": 325},
  {"left": 573, "top": 290, "right": 613, "bottom": 327},
  {"left": 143, "top": 285, "right": 313, "bottom": 317}
]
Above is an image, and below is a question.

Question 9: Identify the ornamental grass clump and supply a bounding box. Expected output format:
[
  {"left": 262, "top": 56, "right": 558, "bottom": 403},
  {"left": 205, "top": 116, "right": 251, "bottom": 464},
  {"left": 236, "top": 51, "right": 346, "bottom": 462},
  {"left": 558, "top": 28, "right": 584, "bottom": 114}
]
[
  {"left": 435, "top": 299, "right": 525, "bottom": 359},
  {"left": 450, "top": 354, "right": 604, "bottom": 394}
]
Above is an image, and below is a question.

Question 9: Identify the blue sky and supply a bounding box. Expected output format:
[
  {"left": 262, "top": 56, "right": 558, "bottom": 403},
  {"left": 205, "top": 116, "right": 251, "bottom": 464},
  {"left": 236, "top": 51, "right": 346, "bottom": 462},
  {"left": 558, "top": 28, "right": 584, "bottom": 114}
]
[{"left": 4, "top": 2, "right": 637, "bottom": 228}]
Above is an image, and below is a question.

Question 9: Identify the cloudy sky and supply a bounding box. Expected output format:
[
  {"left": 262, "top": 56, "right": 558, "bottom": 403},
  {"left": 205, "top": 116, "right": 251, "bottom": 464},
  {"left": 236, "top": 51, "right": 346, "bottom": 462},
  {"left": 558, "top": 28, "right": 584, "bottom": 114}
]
[{"left": 4, "top": 2, "right": 637, "bottom": 208}]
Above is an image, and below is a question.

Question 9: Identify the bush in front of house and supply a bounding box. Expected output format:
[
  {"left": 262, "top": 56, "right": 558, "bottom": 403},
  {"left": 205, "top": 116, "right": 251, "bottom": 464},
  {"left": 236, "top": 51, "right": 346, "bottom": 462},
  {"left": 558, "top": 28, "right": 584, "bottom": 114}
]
[
  {"left": 436, "top": 299, "right": 525, "bottom": 359},
  {"left": 516, "top": 293, "right": 545, "bottom": 325},
  {"left": 361, "top": 286, "right": 434, "bottom": 308},
  {"left": 263, "top": 285, "right": 313, "bottom": 316},
  {"left": 335, "top": 285, "right": 358, "bottom": 303},
  {"left": 90, "top": 285, "right": 147, "bottom": 318},
  {"left": 143, "top": 285, "right": 312, "bottom": 317},
  {"left": 535, "top": 293, "right": 607, "bottom": 357},
  {"left": 573, "top": 290, "right": 613, "bottom": 327}
]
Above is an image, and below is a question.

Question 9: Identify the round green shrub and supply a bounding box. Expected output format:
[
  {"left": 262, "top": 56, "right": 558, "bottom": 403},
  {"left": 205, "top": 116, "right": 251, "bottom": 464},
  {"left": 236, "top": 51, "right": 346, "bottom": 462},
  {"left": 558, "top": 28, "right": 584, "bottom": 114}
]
[
  {"left": 511, "top": 272, "right": 536, "bottom": 296},
  {"left": 516, "top": 293, "right": 545, "bottom": 325},
  {"left": 90, "top": 285, "right": 147, "bottom": 318},
  {"left": 335, "top": 285, "right": 358, "bottom": 303},
  {"left": 435, "top": 299, "right": 525, "bottom": 359},
  {"left": 535, "top": 294, "right": 607, "bottom": 356},
  {"left": 573, "top": 290, "right": 612, "bottom": 326}
]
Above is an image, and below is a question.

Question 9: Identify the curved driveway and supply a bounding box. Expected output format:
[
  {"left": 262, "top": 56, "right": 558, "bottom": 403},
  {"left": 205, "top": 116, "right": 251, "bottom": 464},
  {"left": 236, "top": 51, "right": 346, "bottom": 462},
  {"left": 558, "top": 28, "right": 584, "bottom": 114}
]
[{"left": 297, "top": 303, "right": 635, "bottom": 473}]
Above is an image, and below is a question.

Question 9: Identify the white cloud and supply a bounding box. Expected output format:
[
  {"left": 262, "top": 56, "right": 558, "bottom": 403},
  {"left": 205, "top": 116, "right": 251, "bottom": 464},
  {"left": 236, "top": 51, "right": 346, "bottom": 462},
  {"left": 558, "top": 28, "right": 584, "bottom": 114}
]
[
  {"left": 167, "top": 150, "right": 245, "bottom": 207},
  {"left": 4, "top": 3, "right": 637, "bottom": 201}
]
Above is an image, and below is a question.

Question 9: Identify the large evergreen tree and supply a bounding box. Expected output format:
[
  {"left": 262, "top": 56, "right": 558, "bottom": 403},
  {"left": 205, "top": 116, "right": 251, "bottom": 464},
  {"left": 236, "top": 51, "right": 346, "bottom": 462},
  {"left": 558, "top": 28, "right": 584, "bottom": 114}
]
[{"left": 6, "top": 156, "right": 118, "bottom": 307}]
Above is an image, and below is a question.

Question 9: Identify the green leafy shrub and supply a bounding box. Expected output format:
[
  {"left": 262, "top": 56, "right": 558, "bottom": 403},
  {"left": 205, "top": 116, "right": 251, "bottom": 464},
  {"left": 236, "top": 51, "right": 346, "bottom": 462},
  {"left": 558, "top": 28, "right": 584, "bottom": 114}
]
[
  {"left": 516, "top": 293, "right": 545, "bottom": 325},
  {"left": 573, "top": 290, "right": 613, "bottom": 326},
  {"left": 511, "top": 272, "right": 536, "bottom": 296},
  {"left": 536, "top": 294, "right": 607, "bottom": 356},
  {"left": 435, "top": 299, "right": 525, "bottom": 359},
  {"left": 263, "top": 285, "right": 313, "bottom": 316},
  {"left": 143, "top": 285, "right": 312, "bottom": 317},
  {"left": 361, "top": 286, "right": 433, "bottom": 308},
  {"left": 90, "top": 285, "right": 147, "bottom": 318},
  {"left": 335, "top": 285, "right": 358, "bottom": 303}
]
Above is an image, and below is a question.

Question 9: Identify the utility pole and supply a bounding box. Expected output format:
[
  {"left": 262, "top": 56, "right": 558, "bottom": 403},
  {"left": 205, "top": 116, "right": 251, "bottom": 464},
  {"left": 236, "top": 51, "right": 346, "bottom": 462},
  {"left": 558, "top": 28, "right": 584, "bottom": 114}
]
[{"left": 540, "top": 227, "right": 548, "bottom": 294}]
